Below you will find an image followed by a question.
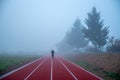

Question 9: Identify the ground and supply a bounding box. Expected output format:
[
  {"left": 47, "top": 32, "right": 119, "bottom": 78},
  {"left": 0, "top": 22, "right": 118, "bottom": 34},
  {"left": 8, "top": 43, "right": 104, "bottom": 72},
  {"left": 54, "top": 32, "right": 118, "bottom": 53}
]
[
  {"left": 1, "top": 53, "right": 120, "bottom": 80},
  {"left": 0, "top": 54, "right": 40, "bottom": 76},
  {"left": 66, "top": 53, "right": 120, "bottom": 80}
]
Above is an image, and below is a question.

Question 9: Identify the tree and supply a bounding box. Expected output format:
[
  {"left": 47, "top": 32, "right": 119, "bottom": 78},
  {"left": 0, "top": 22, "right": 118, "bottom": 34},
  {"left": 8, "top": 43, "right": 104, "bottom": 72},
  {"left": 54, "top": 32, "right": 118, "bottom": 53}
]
[
  {"left": 106, "top": 37, "right": 120, "bottom": 52},
  {"left": 66, "top": 18, "right": 88, "bottom": 50},
  {"left": 56, "top": 37, "right": 73, "bottom": 53},
  {"left": 83, "top": 7, "right": 109, "bottom": 52}
]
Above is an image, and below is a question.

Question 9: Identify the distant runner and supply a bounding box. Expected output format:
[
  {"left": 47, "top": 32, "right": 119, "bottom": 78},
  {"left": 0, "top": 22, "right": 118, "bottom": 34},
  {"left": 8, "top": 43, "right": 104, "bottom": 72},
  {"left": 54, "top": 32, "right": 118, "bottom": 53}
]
[{"left": 51, "top": 49, "right": 55, "bottom": 58}]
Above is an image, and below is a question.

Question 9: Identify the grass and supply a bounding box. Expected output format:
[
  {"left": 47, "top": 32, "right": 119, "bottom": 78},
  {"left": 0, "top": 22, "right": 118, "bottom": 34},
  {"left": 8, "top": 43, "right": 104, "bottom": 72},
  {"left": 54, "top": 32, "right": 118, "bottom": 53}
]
[
  {"left": 103, "top": 71, "right": 120, "bottom": 80},
  {"left": 67, "top": 57, "right": 120, "bottom": 80},
  {"left": 0, "top": 56, "right": 25, "bottom": 71},
  {"left": 0, "top": 54, "right": 41, "bottom": 75}
]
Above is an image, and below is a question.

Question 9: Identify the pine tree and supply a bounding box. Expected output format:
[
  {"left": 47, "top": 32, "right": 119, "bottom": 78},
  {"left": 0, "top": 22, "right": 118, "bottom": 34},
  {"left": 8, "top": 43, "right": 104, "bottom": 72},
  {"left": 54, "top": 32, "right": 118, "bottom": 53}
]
[
  {"left": 67, "top": 18, "right": 88, "bottom": 50},
  {"left": 83, "top": 7, "right": 109, "bottom": 52}
]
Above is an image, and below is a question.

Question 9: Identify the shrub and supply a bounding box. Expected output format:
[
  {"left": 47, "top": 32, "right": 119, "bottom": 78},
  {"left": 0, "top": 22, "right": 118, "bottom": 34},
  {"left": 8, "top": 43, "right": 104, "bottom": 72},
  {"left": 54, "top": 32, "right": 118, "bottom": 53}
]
[{"left": 106, "top": 37, "right": 120, "bottom": 52}]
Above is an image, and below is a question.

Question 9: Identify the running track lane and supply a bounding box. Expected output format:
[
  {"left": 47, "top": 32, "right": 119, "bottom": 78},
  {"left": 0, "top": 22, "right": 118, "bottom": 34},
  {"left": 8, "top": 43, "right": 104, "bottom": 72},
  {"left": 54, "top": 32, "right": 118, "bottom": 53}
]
[
  {"left": 0, "top": 56, "right": 102, "bottom": 80},
  {"left": 25, "top": 56, "right": 51, "bottom": 80},
  {"left": 53, "top": 57, "right": 75, "bottom": 80},
  {"left": 0, "top": 56, "right": 46, "bottom": 80},
  {"left": 58, "top": 57, "right": 102, "bottom": 80}
]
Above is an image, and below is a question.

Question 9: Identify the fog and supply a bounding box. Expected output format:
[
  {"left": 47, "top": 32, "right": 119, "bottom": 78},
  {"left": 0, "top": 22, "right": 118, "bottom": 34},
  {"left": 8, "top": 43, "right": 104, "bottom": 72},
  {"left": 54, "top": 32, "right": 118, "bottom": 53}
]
[{"left": 0, "top": 0, "right": 120, "bottom": 54}]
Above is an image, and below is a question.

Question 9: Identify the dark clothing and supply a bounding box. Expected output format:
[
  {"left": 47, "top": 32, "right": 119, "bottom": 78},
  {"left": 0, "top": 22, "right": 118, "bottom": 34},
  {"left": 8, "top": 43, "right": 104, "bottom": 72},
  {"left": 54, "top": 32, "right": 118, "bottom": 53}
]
[{"left": 51, "top": 50, "right": 55, "bottom": 58}]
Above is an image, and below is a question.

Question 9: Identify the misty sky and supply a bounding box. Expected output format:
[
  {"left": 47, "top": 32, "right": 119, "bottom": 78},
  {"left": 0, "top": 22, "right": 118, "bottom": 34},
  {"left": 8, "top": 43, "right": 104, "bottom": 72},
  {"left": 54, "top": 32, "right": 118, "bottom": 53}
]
[{"left": 0, "top": 0, "right": 120, "bottom": 53}]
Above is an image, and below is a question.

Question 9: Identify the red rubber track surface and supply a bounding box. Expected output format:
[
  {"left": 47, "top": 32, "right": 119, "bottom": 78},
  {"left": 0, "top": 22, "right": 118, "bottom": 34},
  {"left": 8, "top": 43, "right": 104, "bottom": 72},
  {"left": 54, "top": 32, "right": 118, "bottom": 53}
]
[
  {"left": 0, "top": 56, "right": 102, "bottom": 80},
  {"left": 58, "top": 57, "right": 102, "bottom": 80},
  {"left": 53, "top": 57, "right": 75, "bottom": 80},
  {"left": 26, "top": 56, "right": 51, "bottom": 80}
]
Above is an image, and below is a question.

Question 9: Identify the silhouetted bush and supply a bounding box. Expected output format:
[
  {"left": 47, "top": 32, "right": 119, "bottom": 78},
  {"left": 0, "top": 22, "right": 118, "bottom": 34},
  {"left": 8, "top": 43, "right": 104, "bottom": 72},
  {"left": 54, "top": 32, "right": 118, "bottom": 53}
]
[{"left": 106, "top": 37, "right": 120, "bottom": 52}]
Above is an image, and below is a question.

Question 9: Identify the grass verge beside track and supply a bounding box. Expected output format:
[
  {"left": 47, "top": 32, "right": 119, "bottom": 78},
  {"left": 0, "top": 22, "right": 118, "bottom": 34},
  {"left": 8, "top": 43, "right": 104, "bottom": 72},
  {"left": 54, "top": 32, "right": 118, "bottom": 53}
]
[
  {"left": 66, "top": 54, "right": 120, "bottom": 80},
  {"left": 0, "top": 54, "right": 41, "bottom": 76}
]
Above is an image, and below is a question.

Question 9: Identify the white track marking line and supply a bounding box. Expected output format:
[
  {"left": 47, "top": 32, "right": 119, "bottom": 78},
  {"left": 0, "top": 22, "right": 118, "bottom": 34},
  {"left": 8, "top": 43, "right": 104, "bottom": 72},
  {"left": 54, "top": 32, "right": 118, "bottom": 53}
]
[
  {"left": 50, "top": 58, "right": 53, "bottom": 80},
  {"left": 60, "top": 57, "right": 103, "bottom": 80},
  {"left": 0, "top": 56, "right": 45, "bottom": 79},
  {"left": 57, "top": 57, "right": 78, "bottom": 80},
  {"left": 24, "top": 57, "right": 47, "bottom": 80}
]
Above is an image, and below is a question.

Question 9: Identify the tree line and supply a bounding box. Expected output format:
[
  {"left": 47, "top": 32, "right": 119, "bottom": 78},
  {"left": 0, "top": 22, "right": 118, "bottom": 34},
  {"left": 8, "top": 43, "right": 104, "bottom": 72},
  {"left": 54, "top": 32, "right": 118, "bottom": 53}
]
[{"left": 57, "top": 6, "right": 120, "bottom": 53}]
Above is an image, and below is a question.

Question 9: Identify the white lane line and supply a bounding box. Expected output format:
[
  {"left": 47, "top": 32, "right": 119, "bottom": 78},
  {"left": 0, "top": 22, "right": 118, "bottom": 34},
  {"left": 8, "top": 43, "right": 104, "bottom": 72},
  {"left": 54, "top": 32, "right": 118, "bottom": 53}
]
[
  {"left": 24, "top": 57, "right": 47, "bottom": 80},
  {"left": 0, "top": 56, "right": 45, "bottom": 79},
  {"left": 60, "top": 57, "right": 103, "bottom": 80},
  {"left": 57, "top": 57, "right": 78, "bottom": 80},
  {"left": 50, "top": 58, "right": 53, "bottom": 80}
]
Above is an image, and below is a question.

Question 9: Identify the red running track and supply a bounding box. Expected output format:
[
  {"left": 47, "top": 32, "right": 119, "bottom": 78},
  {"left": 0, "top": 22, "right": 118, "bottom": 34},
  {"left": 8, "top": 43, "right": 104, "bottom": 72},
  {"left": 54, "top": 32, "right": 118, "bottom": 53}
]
[{"left": 0, "top": 56, "right": 102, "bottom": 80}]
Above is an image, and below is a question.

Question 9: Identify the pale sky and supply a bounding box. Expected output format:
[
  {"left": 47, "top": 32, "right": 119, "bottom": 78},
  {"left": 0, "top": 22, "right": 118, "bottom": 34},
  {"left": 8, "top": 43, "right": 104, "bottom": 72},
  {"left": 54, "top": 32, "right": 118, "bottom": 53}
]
[{"left": 0, "top": 0, "right": 120, "bottom": 53}]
